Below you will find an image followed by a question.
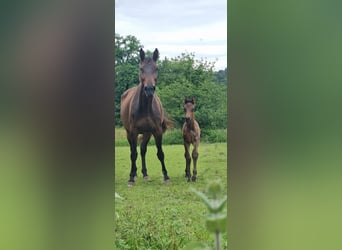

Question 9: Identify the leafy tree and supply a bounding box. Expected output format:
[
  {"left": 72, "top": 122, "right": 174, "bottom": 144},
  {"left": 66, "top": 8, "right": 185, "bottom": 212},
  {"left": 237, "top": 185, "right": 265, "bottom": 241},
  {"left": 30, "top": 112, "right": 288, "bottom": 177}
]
[
  {"left": 157, "top": 53, "right": 227, "bottom": 131},
  {"left": 158, "top": 52, "right": 215, "bottom": 89},
  {"left": 114, "top": 34, "right": 143, "bottom": 125},
  {"left": 214, "top": 68, "right": 228, "bottom": 85},
  {"left": 114, "top": 33, "right": 227, "bottom": 132},
  {"left": 114, "top": 33, "right": 141, "bottom": 65}
]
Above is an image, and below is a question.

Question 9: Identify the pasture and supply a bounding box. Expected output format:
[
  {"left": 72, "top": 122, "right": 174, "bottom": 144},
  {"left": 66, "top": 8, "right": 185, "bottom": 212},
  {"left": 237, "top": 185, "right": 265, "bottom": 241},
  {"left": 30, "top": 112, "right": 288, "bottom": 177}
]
[{"left": 115, "top": 136, "right": 228, "bottom": 249}]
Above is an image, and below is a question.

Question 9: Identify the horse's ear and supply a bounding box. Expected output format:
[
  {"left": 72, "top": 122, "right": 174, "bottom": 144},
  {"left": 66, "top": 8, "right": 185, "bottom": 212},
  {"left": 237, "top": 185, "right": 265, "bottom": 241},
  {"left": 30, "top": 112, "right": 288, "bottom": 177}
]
[
  {"left": 191, "top": 97, "right": 195, "bottom": 104},
  {"left": 139, "top": 48, "right": 145, "bottom": 61},
  {"left": 183, "top": 96, "right": 187, "bottom": 104},
  {"left": 153, "top": 48, "right": 159, "bottom": 61}
]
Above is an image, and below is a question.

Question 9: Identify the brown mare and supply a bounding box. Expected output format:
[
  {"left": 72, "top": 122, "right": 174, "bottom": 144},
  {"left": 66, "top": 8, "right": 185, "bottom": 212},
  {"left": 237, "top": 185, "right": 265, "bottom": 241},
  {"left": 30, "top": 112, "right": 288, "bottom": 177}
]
[
  {"left": 182, "top": 97, "right": 201, "bottom": 182},
  {"left": 120, "top": 48, "right": 173, "bottom": 186}
]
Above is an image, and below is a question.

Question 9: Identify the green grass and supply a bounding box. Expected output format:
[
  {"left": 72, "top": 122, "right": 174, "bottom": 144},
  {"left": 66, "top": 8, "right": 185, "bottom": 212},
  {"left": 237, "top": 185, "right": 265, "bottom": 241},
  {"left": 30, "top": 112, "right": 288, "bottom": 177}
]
[{"left": 115, "top": 143, "right": 228, "bottom": 249}]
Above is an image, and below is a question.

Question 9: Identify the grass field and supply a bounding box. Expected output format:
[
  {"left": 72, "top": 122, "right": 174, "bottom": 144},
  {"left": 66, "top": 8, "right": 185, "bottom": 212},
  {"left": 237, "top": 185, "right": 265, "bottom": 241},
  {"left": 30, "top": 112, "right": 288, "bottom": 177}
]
[{"left": 115, "top": 142, "right": 228, "bottom": 249}]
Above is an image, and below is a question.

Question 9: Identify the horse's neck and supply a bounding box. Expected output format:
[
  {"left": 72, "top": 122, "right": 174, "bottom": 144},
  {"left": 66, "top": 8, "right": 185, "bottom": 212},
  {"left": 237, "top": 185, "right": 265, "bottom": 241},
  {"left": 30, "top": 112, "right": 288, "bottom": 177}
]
[
  {"left": 187, "top": 118, "right": 195, "bottom": 130},
  {"left": 138, "top": 83, "right": 153, "bottom": 112}
]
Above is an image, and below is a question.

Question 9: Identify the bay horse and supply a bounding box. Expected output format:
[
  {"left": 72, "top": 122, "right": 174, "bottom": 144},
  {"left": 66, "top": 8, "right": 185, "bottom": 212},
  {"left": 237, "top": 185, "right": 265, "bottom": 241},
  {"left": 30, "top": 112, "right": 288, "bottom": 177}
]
[
  {"left": 120, "top": 48, "right": 173, "bottom": 186},
  {"left": 182, "top": 97, "right": 201, "bottom": 182}
]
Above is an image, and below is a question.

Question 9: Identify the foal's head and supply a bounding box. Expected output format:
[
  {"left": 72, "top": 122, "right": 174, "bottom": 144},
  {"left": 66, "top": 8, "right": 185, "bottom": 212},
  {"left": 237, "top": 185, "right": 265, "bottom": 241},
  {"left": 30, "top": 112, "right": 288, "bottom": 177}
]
[
  {"left": 183, "top": 97, "right": 195, "bottom": 124},
  {"left": 139, "top": 48, "right": 159, "bottom": 97}
]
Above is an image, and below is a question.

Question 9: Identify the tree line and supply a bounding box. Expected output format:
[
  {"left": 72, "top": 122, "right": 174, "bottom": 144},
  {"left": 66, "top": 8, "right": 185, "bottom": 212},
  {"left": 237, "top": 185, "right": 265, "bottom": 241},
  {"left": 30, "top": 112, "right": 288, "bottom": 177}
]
[{"left": 114, "top": 33, "right": 227, "bottom": 133}]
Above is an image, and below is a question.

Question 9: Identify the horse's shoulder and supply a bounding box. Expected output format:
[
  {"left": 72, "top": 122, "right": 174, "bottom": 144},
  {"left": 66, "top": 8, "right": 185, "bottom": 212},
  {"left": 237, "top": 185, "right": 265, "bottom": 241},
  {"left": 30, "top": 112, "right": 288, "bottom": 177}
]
[
  {"left": 121, "top": 90, "right": 128, "bottom": 100},
  {"left": 194, "top": 120, "right": 200, "bottom": 128},
  {"left": 153, "top": 94, "right": 163, "bottom": 109},
  {"left": 194, "top": 120, "right": 201, "bottom": 135},
  {"left": 121, "top": 86, "right": 137, "bottom": 100}
]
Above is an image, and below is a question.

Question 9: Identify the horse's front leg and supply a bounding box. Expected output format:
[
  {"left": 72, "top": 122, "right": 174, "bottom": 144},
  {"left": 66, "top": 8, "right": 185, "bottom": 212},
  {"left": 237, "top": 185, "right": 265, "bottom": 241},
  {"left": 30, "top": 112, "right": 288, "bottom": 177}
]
[
  {"left": 184, "top": 142, "right": 191, "bottom": 182},
  {"left": 140, "top": 132, "right": 152, "bottom": 180},
  {"left": 127, "top": 132, "right": 138, "bottom": 186},
  {"left": 191, "top": 141, "right": 199, "bottom": 182},
  {"left": 154, "top": 132, "right": 170, "bottom": 182}
]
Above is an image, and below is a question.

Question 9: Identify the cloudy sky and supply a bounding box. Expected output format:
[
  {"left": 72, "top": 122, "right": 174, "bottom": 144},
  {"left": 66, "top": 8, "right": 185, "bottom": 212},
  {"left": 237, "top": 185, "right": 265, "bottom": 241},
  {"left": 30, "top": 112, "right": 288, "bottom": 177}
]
[{"left": 115, "top": 0, "right": 227, "bottom": 70}]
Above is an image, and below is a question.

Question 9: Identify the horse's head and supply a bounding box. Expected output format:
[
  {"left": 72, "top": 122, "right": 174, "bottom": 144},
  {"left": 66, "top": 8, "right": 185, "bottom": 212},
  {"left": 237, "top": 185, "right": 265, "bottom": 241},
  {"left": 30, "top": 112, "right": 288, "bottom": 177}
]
[
  {"left": 183, "top": 97, "right": 195, "bottom": 124},
  {"left": 139, "top": 48, "right": 159, "bottom": 97}
]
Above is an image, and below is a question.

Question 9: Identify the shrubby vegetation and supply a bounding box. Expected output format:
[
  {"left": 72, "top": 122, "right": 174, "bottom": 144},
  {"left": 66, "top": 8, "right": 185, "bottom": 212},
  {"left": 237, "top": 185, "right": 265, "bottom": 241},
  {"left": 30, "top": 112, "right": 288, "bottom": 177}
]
[
  {"left": 115, "top": 127, "right": 227, "bottom": 146},
  {"left": 115, "top": 33, "right": 227, "bottom": 140}
]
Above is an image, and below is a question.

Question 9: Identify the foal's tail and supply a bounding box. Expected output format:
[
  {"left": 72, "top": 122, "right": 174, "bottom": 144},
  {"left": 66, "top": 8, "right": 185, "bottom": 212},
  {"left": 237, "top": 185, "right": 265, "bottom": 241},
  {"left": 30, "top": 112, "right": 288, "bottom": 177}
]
[{"left": 162, "top": 113, "right": 175, "bottom": 133}]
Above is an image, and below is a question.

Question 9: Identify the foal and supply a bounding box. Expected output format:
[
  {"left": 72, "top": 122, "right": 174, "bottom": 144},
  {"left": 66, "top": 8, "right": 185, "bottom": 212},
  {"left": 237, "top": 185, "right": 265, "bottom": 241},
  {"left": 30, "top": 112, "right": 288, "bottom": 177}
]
[{"left": 182, "top": 97, "right": 201, "bottom": 182}]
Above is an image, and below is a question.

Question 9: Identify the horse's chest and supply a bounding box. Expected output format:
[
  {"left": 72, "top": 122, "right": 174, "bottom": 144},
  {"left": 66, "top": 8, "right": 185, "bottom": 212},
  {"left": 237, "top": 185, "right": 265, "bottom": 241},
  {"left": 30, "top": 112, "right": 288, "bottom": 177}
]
[
  {"left": 129, "top": 96, "right": 163, "bottom": 133},
  {"left": 183, "top": 128, "right": 198, "bottom": 143}
]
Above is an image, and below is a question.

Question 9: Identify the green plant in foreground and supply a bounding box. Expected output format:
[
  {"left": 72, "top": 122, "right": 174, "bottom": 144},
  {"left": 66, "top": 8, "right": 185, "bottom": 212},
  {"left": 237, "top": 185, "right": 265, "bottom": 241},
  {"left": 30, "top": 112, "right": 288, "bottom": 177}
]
[
  {"left": 115, "top": 192, "right": 124, "bottom": 219},
  {"left": 115, "top": 192, "right": 124, "bottom": 200},
  {"left": 188, "top": 180, "right": 227, "bottom": 250}
]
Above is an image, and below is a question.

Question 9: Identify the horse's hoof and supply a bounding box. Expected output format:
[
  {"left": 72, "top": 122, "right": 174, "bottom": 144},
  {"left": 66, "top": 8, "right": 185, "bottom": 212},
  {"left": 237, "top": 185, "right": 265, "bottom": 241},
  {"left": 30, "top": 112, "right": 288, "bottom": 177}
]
[
  {"left": 128, "top": 181, "right": 134, "bottom": 187},
  {"left": 187, "top": 178, "right": 191, "bottom": 182},
  {"left": 191, "top": 176, "right": 197, "bottom": 182},
  {"left": 164, "top": 179, "right": 171, "bottom": 184},
  {"left": 143, "top": 176, "right": 151, "bottom": 181}
]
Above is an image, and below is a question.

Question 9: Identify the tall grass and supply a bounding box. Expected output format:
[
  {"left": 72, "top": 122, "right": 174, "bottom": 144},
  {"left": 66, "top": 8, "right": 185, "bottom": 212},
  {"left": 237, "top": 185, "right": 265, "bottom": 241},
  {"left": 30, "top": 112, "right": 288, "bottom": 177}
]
[
  {"left": 115, "top": 143, "right": 228, "bottom": 249},
  {"left": 115, "top": 127, "right": 227, "bottom": 146}
]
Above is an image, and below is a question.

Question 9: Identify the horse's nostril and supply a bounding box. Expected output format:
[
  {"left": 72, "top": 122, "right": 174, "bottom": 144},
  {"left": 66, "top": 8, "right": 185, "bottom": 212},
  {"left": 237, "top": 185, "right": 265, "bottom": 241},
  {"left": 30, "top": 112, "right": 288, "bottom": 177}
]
[
  {"left": 145, "top": 85, "right": 155, "bottom": 92},
  {"left": 144, "top": 85, "right": 155, "bottom": 97}
]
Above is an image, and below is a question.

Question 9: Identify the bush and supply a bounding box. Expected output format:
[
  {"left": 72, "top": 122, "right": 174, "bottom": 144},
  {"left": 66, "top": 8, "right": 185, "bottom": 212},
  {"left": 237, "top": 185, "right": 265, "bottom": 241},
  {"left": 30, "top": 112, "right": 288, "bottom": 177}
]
[
  {"left": 161, "top": 128, "right": 183, "bottom": 145},
  {"left": 114, "top": 127, "right": 227, "bottom": 146},
  {"left": 201, "top": 129, "right": 227, "bottom": 144}
]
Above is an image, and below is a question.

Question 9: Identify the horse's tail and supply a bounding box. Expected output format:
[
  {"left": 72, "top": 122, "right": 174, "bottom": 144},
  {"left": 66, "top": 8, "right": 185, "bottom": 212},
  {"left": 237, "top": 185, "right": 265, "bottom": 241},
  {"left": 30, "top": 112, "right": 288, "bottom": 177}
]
[{"left": 162, "top": 113, "right": 175, "bottom": 133}]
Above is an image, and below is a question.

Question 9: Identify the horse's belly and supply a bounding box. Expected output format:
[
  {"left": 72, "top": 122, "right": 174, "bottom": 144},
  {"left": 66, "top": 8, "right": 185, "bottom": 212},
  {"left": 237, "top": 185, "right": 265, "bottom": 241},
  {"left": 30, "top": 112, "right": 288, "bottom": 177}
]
[{"left": 135, "top": 117, "right": 160, "bottom": 133}]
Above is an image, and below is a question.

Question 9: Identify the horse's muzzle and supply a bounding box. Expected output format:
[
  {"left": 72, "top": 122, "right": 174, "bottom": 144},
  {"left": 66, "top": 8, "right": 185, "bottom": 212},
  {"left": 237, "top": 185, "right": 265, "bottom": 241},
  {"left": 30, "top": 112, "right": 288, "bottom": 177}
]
[
  {"left": 144, "top": 84, "right": 155, "bottom": 97},
  {"left": 185, "top": 117, "right": 191, "bottom": 123}
]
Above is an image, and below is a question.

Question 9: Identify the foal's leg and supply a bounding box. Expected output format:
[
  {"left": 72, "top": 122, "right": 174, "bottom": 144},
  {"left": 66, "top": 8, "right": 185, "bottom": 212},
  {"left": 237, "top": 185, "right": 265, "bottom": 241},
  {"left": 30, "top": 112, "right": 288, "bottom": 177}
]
[
  {"left": 191, "top": 141, "right": 199, "bottom": 182},
  {"left": 154, "top": 132, "right": 170, "bottom": 181},
  {"left": 140, "top": 132, "right": 151, "bottom": 179},
  {"left": 127, "top": 132, "right": 138, "bottom": 185},
  {"left": 184, "top": 142, "right": 191, "bottom": 182}
]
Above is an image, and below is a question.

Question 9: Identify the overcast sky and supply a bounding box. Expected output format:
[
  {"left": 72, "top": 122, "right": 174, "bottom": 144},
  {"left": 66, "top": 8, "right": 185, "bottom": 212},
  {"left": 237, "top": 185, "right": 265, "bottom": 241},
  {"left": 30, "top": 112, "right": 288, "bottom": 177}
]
[{"left": 115, "top": 0, "right": 227, "bottom": 70}]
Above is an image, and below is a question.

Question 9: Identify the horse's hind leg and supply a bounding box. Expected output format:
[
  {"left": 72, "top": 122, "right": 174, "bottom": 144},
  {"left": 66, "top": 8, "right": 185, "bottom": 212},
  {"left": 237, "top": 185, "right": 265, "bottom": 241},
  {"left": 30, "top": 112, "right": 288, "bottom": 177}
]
[
  {"left": 191, "top": 142, "right": 199, "bottom": 182},
  {"left": 140, "top": 132, "right": 151, "bottom": 179},
  {"left": 184, "top": 142, "right": 191, "bottom": 182},
  {"left": 127, "top": 132, "right": 138, "bottom": 185},
  {"left": 154, "top": 133, "right": 170, "bottom": 181}
]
